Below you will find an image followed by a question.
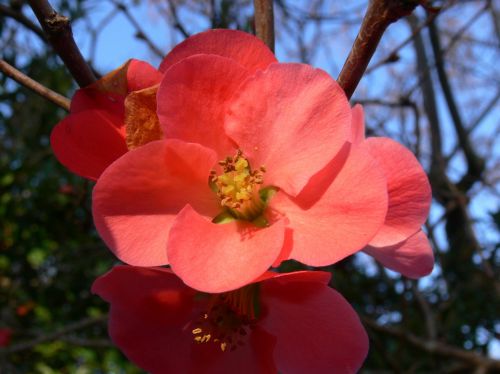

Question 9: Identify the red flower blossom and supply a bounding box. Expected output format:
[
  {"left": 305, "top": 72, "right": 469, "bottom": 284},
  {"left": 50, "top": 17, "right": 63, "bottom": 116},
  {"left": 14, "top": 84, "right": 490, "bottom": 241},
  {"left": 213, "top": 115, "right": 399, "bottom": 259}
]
[
  {"left": 92, "top": 266, "right": 368, "bottom": 374},
  {"left": 92, "top": 29, "right": 390, "bottom": 292},
  {"left": 0, "top": 328, "right": 12, "bottom": 347},
  {"left": 51, "top": 59, "right": 163, "bottom": 180},
  {"left": 350, "top": 105, "right": 434, "bottom": 278}
]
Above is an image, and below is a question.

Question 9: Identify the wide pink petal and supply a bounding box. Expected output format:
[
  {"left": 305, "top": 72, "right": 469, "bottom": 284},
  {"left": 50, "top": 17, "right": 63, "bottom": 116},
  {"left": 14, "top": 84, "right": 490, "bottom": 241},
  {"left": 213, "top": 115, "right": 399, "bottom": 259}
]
[
  {"left": 225, "top": 63, "right": 350, "bottom": 196},
  {"left": 364, "top": 230, "right": 434, "bottom": 278},
  {"left": 157, "top": 54, "right": 249, "bottom": 157},
  {"left": 126, "top": 59, "right": 163, "bottom": 92},
  {"left": 260, "top": 271, "right": 368, "bottom": 374},
  {"left": 168, "top": 205, "right": 285, "bottom": 293},
  {"left": 159, "top": 29, "right": 277, "bottom": 74},
  {"left": 92, "top": 140, "right": 219, "bottom": 266},
  {"left": 269, "top": 144, "right": 388, "bottom": 266},
  {"left": 92, "top": 266, "right": 198, "bottom": 374},
  {"left": 93, "top": 266, "right": 277, "bottom": 374},
  {"left": 351, "top": 103, "right": 365, "bottom": 145},
  {"left": 366, "top": 137, "right": 431, "bottom": 247},
  {"left": 50, "top": 109, "right": 127, "bottom": 180}
]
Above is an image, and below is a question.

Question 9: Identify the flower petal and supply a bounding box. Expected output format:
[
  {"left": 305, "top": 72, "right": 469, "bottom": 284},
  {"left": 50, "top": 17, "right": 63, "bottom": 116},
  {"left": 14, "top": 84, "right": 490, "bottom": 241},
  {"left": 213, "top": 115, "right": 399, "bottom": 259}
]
[
  {"left": 88, "top": 59, "right": 161, "bottom": 95},
  {"left": 70, "top": 88, "right": 124, "bottom": 115},
  {"left": 269, "top": 144, "right": 388, "bottom": 266},
  {"left": 93, "top": 266, "right": 277, "bottom": 374},
  {"left": 261, "top": 271, "right": 368, "bottom": 374},
  {"left": 168, "top": 205, "right": 286, "bottom": 293},
  {"left": 225, "top": 63, "right": 350, "bottom": 196},
  {"left": 364, "top": 230, "right": 434, "bottom": 278},
  {"left": 365, "top": 137, "right": 431, "bottom": 247},
  {"left": 157, "top": 54, "right": 250, "bottom": 157},
  {"left": 92, "top": 266, "right": 197, "bottom": 374},
  {"left": 126, "top": 59, "right": 163, "bottom": 92},
  {"left": 351, "top": 103, "right": 365, "bottom": 145},
  {"left": 50, "top": 109, "right": 127, "bottom": 180},
  {"left": 92, "top": 140, "right": 219, "bottom": 266},
  {"left": 159, "top": 29, "right": 277, "bottom": 74}
]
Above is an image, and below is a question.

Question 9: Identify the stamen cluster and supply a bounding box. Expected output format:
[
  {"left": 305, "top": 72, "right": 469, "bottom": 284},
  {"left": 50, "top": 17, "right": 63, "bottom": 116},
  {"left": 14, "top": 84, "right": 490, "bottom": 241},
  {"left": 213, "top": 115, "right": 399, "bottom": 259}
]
[
  {"left": 191, "top": 285, "right": 259, "bottom": 352},
  {"left": 210, "top": 150, "right": 266, "bottom": 220}
]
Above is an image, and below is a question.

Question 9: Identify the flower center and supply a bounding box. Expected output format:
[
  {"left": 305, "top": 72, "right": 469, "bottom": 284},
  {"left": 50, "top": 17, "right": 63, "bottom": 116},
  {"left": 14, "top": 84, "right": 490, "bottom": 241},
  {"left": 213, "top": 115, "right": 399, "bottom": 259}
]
[
  {"left": 210, "top": 150, "right": 267, "bottom": 221},
  {"left": 191, "top": 284, "right": 260, "bottom": 352}
]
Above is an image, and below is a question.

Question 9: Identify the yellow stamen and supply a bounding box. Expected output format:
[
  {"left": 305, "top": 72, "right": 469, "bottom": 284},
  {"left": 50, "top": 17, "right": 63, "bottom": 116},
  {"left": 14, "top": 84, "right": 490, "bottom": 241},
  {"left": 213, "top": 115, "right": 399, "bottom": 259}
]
[{"left": 210, "top": 150, "right": 266, "bottom": 221}]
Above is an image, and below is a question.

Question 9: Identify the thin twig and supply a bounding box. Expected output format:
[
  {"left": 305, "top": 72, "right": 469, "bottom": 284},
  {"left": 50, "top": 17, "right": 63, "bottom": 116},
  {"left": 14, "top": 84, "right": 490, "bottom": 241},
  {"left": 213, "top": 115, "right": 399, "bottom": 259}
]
[
  {"left": 0, "top": 59, "right": 70, "bottom": 111},
  {"left": 365, "top": 10, "right": 440, "bottom": 75},
  {"left": 363, "top": 317, "right": 500, "bottom": 370},
  {"left": 0, "top": 4, "right": 47, "bottom": 42},
  {"left": 254, "top": 0, "right": 275, "bottom": 52},
  {"left": 428, "top": 18, "right": 485, "bottom": 191},
  {"left": 60, "top": 336, "right": 114, "bottom": 348},
  {"left": 337, "top": 0, "right": 421, "bottom": 99},
  {"left": 0, "top": 315, "right": 107, "bottom": 354},
  {"left": 27, "top": 0, "right": 96, "bottom": 87},
  {"left": 167, "top": 0, "right": 190, "bottom": 38},
  {"left": 441, "top": 0, "right": 490, "bottom": 55},
  {"left": 113, "top": 1, "right": 164, "bottom": 58}
]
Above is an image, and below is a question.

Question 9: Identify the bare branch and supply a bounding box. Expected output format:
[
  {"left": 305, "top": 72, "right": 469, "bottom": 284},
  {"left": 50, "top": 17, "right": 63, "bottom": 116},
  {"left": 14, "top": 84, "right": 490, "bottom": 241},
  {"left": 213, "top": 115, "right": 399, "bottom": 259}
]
[
  {"left": 0, "top": 315, "right": 107, "bottom": 354},
  {"left": 60, "top": 336, "right": 114, "bottom": 348},
  {"left": 167, "top": 0, "right": 190, "bottom": 38},
  {"left": 366, "top": 11, "right": 440, "bottom": 74},
  {"left": 428, "top": 19, "right": 485, "bottom": 191},
  {"left": 363, "top": 317, "right": 500, "bottom": 370},
  {"left": 254, "top": 0, "right": 275, "bottom": 52},
  {"left": 0, "top": 58, "right": 70, "bottom": 111},
  {"left": 113, "top": 1, "right": 164, "bottom": 58},
  {"left": 337, "top": 0, "right": 421, "bottom": 99},
  {"left": 0, "top": 4, "right": 46, "bottom": 42},
  {"left": 27, "top": 0, "right": 96, "bottom": 87}
]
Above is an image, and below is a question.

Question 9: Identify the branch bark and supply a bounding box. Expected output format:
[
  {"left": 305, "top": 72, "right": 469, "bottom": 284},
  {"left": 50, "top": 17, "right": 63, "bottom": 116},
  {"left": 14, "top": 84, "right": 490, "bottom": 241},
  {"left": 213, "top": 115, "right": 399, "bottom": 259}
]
[
  {"left": 254, "top": 0, "right": 275, "bottom": 52},
  {"left": 167, "top": 0, "right": 190, "bottom": 38},
  {"left": 0, "top": 59, "right": 70, "bottom": 111},
  {"left": 27, "top": 0, "right": 96, "bottom": 87},
  {"left": 363, "top": 317, "right": 500, "bottom": 370},
  {"left": 428, "top": 19, "right": 485, "bottom": 191},
  {"left": 114, "top": 1, "right": 164, "bottom": 58},
  {"left": 337, "top": 0, "right": 421, "bottom": 99},
  {"left": 0, "top": 315, "right": 107, "bottom": 354}
]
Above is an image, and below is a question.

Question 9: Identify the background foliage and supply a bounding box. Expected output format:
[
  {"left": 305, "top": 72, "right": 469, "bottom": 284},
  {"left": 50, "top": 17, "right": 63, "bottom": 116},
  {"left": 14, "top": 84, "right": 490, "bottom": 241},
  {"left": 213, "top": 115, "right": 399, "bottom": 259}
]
[{"left": 0, "top": 0, "right": 499, "bottom": 373}]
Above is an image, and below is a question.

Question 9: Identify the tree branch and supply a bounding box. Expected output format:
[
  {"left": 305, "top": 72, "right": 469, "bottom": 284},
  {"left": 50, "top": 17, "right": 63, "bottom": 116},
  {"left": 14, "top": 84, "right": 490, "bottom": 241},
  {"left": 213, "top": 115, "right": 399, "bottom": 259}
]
[
  {"left": 337, "top": 0, "right": 421, "bottom": 99},
  {"left": 254, "top": 0, "right": 275, "bottom": 52},
  {"left": 0, "top": 4, "right": 47, "bottom": 42},
  {"left": 167, "top": 0, "right": 190, "bottom": 38},
  {"left": 363, "top": 317, "right": 500, "bottom": 370},
  {"left": 428, "top": 19, "right": 485, "bottom": 191},
  {"left": 113, "top": 1, "right": 164, "bottom": 58},
  {"left": 27, "top": 0, "right": 96, "bottom": 87},
  {"left": 0, "top": 315, "right": 107, "bottom": 354},
  {"left": 0, "top": 59, "right": 70, "bottom": 111}
]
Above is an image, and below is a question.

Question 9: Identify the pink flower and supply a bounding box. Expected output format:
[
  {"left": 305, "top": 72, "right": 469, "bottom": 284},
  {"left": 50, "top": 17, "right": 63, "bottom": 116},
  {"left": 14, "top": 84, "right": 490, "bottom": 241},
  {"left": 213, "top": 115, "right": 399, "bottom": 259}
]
[
  {"left": 92, "top": 266, "right": 368, "bottom": 374},
  {"left": 92, "top": 29, "right": 390, "bottom": 292},
  {"left": 51, "top": 59, "right": 163, "bottom": 180},
  {"left": 0, "top": 328, "right": 12, "bottom": 347},
  {"left": 349, "top": 105, "right": 434, "bottom": 278}
]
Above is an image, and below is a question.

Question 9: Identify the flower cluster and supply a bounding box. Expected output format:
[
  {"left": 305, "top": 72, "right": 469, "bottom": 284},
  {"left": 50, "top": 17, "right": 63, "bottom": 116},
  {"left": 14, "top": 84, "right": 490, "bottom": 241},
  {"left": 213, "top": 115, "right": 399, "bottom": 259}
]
[{"left": 51, "top": 29, "right": 433, "bottom": 373}]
